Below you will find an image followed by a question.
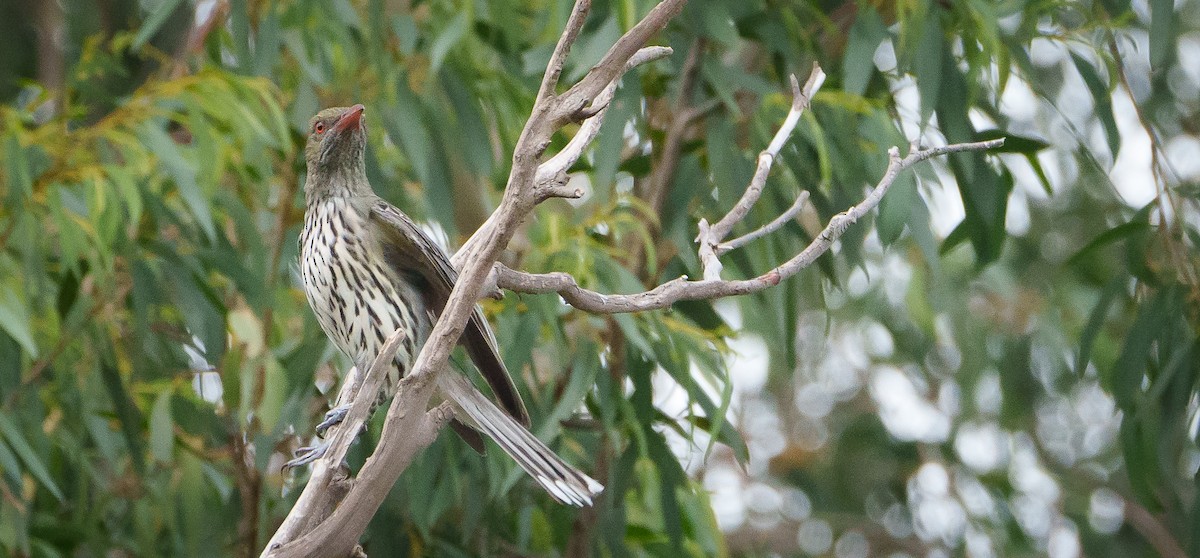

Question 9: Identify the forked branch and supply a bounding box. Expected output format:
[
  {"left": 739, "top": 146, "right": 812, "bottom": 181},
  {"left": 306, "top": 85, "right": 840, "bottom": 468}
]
[{"left": 496, "top": 139, "right": 1005, "bottom": 314}]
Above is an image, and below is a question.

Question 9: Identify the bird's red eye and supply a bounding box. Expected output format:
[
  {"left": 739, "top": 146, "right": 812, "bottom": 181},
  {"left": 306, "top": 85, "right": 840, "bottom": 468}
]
[{"left": 314, "top": 122, "right": 326, "bottom": 134}]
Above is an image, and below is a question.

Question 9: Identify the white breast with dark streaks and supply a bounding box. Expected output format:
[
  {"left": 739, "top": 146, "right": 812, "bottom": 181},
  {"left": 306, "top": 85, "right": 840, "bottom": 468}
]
[{"left": 299, "top": 197, "right": 426, "bottom": 391}]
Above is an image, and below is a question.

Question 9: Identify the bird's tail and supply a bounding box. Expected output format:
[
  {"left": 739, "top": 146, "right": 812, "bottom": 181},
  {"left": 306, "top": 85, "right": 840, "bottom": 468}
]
[{"left": 437, "top": 373, "right": 604, "bottom": 506}]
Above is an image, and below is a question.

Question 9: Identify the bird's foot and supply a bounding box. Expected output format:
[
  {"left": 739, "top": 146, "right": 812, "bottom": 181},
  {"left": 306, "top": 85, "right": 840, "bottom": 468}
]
[
  {"left": 284, "top": 441, "right": 330, "bottom": 470},
  {"left": 315, "top": 405, "right": 350, "bottom": 438}
]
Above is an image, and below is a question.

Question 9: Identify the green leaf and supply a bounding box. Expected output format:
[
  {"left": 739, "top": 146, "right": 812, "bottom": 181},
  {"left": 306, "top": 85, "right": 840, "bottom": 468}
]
[
  {"left": 1025, "top": 153, "right": 1054, "bottom": 196},
  {"left": 913, "top": 13, "right": 943, "bottom": 126},
  {"left": 1070, "top": 52, "right": 1120, "bottom": 161},
  {"left": 999, "top": 336, "right": 1037, "bottom": 429},
  {"left": 1075, "top": 279, "right": 1123, "bottom": 375},
  {"left": 0, "top": 438, "right": 22, "bottom": 493},
  {"left": 4, "top": 136, "right": 32, "bottom": 204},
  {"left": 440, "top": 69, "right": 493, "bottom": 176},
  {"left": 646, "top": 432, "right": 685, "bottom": 551},
  {"left": 700, "top": 2, "right": 739, "bottom": 47},
  {"left": 138, "top": 125, "right": 215, "bottom": 241},
  {"left": 1068, "top": 220, "right": 1151, "bottom": 267},
  {"left": 1120, "top": 416, "right": 1162, "bottom": 507},
  {"left": 936, "top": 56, "right": 1009, "bottom": 264},
  {"left": 591, "top": 83, "right": 639, "bottom": 206},
  {"left": 1104, "top": 286, "right": 1180, "bottom": 408},
  {"left": 876, "top": 172, "right": 917, "bottom": 245},
  {"left": 132, "top": 0, "right": 187, "bottom": 49},
  {"left": 842, "top": 5, "right": 887, "bottom": 96},
  {"left": 1109, "top": 286, "right": 1177, "bottom": 409},
  {"left": 100, "top": 363, "right": 147, "bottom": 475},
  {"left": 1149, "top": 0, "right": 1174, "bottom": 69},
  {"left": 392, "top": 14, "right": 419, "bottom": 55},
  {"left": 149, "top": 390, "right": 175, "bottom": 464},
  {"left": 684, "top": 413, "right": 748, "bottom": 466},
  {"left": 386, "top": 76, "right": 433, "bottom": 187},
  {"left": 1099, "top": 0, "right": 1131, "bottom": 16},
  {"left": 939, "top": 221, "right": 969, "bottom": 254},
  {"left": 0, "top": 414, "right": 63, "bottom": 501},
  {"left": 164, "top": 261, "right": 226, "bottom": 367},
  {"left": 252, "top": 5, "right": 282, "bottom": 76},
  {"left": 0, "top": 284, "right": 37, "bottom": 358},
  {"left": 974, "top": 130, "right": 1048, "bottom": 154},
  {"left": 429, "top": 12, "right": 468, "bottom": 76}
]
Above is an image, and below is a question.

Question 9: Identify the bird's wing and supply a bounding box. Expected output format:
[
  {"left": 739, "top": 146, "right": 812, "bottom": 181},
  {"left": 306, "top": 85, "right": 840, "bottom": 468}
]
[{"left": 369, "top": 200, "right": 531, "bottom": 427}]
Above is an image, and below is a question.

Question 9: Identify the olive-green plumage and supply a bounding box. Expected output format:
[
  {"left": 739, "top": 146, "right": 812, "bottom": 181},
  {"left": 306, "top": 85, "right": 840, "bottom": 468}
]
[{"left": 298, "top": 105, "right": 602, "bottom": 506}]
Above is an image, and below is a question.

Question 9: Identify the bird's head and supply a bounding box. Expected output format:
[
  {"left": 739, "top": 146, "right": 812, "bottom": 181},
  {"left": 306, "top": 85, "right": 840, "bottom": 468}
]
[{"left": 304, "top": 104, "right": 368, "bottom": 184}]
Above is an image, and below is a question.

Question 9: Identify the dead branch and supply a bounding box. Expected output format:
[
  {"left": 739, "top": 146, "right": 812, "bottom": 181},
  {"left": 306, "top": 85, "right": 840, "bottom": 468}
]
[
  {"left": 263, "top": 327, "right": 407, "bottom": 555},
  {"left": 718, "top": 191, "right": 809, "bottom": 256},
  {"left": 534, "top": 46, "right": 674, "bottom": 201},
  {"left": 697, "top": 65, "right": 825, "bottom": 280},
  {"left": 494, "top": 139, "right": 1005, "bottom": 314}
]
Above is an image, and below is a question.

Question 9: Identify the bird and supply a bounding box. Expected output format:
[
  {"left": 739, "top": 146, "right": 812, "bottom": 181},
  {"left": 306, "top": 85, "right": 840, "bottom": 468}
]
[{"left": 292, "top": 104, "right": 602, "bottom": 507}]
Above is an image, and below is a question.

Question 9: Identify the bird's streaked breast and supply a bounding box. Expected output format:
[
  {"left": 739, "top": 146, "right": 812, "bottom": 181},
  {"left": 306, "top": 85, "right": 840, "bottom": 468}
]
[{"left": 299, "top": 198, "right": 425, "bottom": 391}]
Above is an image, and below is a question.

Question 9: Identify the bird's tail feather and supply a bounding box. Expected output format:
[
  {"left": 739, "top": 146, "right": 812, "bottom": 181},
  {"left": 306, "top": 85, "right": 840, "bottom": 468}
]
[{"left": 437, "top": 373, "right": 603, "bottom": 506}]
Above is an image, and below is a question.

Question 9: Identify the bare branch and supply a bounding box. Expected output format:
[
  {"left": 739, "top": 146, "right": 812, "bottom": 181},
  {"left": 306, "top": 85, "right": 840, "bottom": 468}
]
[
  {"left": 557, "top": 0, "right": 686, "bottom": 120},
  {"left": 535, "top": 46, "right": 673, "bottom": 198},
  {"left": 536, "top": 0, "right": 592, "bottom": 104},
  {"left": 266, "top": 2, "right": 690, "bottom": 554},
  {"left": 709, "top": 65, "right": 825, "bottom": 239},
  {"left": 267, "top": 375, "right": 447, "bottom": 558},
  {"left": 697, "top": 65, "right": 826, "bottom": 280},
  {"left": 262, "top": 327, "right": 407, "bottom": 556},
  {"left": 498, "top": 139, "right": 1005, "bottom": 314},
  {"left": 717, "top": 190, "right": 809, "bottom": 256}
]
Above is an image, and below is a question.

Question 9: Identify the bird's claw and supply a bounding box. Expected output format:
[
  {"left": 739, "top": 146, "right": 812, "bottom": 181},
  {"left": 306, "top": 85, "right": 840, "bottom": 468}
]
[
  {"left": 316, "top": 405, "right": 350, "bottom": 438},
  {"left": 284, "top": 442, "right": 329, "bottom": 470}
]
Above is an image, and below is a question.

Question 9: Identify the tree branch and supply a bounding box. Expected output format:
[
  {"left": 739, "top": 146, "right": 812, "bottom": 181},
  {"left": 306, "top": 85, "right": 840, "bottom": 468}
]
[
  {"left": 717, "top": 190, "right": 809, "bottom": 256},
  {"left": 496, "top": 139, "right": 1004, "bottom": 313},
  {"left": 262, "top": 2, "right": 1000, "bottom": 554},
  {"left": 697, "top": 65, "right": 825, "bottom": 280},
  {"left": 262, "top": 327, "right": 408, "bottom": 556},
  {"left": 536, "top": 0, "right": 592, "bottom": 105},
  {"left": 558, "top": 0, "right": 686, "bottom": 121},
  {"left": 534, "top": 46, "right": 673, "bottom": 201}
]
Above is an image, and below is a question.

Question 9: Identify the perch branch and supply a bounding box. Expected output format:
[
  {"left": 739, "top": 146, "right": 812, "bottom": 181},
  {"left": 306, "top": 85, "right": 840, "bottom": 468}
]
[{"left": 262, "top": 327, "right": 406, "bottom": 556}]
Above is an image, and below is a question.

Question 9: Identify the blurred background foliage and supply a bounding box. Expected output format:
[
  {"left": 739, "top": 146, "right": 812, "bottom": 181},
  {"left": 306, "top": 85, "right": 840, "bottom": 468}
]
[{"left": 0, "top": 0, "right": 1198, "bottom": 556}]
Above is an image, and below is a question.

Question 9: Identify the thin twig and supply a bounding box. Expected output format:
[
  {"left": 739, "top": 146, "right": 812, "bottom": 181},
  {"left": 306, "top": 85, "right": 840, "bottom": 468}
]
[
  {"left": 536, "top": 0, "right": 593, "bottom": 105},
  {"left": 535, "top": 46, "right": 673, "bottom": 199},
  {"left": 557, "top": 0, "right": 687, "bottom": 121},
  {"left": 709, "top": 66, "right": 825, "bottom": 239},
  {"left": 717, "top": 191, "right": 809, "bottom": 255}
]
